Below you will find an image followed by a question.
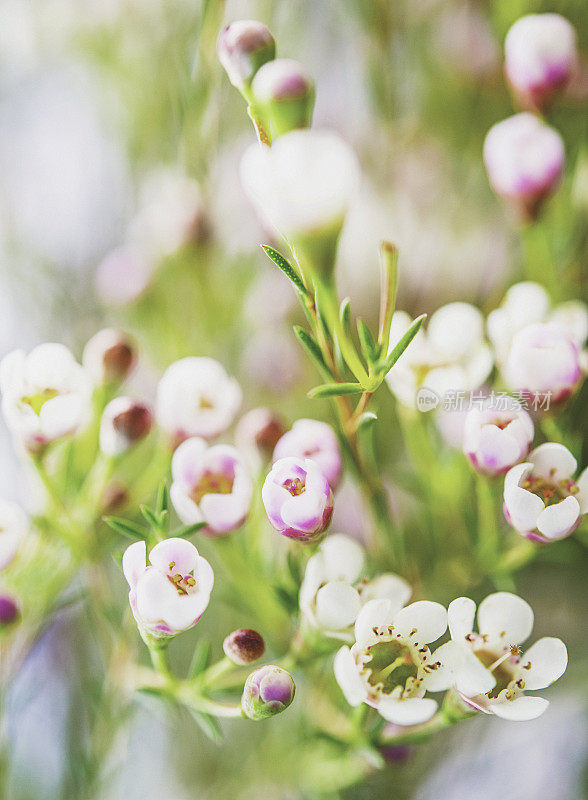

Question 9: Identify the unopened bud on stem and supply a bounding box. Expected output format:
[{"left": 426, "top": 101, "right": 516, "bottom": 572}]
[
  {"left": 217, "top": 20, "right": 276, "bottom": 93},
  {"left": 83, "top": 328, "right": 137, "bottom": 386},
  {"left": 252, "top": 59, "right": 314, "bottom": 136},
  {"left": 223, "top": 628, "right": 266, "bottom": 665},
  {"left": 100, "top": 397, "right": 153, "bottom": 456},
  {"left": 241, "top": 665, "right": 295, "bottom": 720}
]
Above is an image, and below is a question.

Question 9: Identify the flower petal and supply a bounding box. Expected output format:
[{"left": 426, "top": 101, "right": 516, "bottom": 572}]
[
  {"left": 576, "top": 467, "right": 588, "bottom": 514},
  {"left": 427, "top": 641, "right": 496, "bottom": 697},
  {"left": 320, "top": 534, "right": 365, "bottom": 584},
  {"left": 536, "top": 496, "right": 580, "bottom": 540},
  {"left": 376, "top": 697, "right": 438, "bottom": 726},
  {"left": 333, "top": 646, "right": 367, "bottom": 706},
  {"left": 447, "top": 597, "right": 476, "bottom": 641},
  {"left": 477, "top": 592, "right": 534, "bottom": 644},
  {"left": 519, "top": 637, "right": 567, "bottom": 690},
  {"left": 122, "top": 540, "right": 146, "bottom": 589},
  {"left": 490, "top": 696, "right": 549, "bottom": 721},
  {"left": 315, "top": 582, "right": 361, "bottom": 631},
  {"left": 392, "top": 601, "right": 447, "bottom": 645},
  {"left": 354, "top": 598, "right": 397, "bottom": 645},
  {"left": 149, "top": 537, "right": 200, "bottom": 575},
  {"left": 528, "top": 442, "right": 577, "bottom": 481},
  {"left": 359, "top": 573, "right": 412, "bottom": 613}
]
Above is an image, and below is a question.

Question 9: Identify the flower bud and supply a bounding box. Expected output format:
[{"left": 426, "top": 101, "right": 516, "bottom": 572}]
[
  {"left": 463, "top": 399, "right": 534, "bottom": 476},
  {"left": 241, "top": 665, "right": 295, "bottom": 720},
  {"left": 0, "top": 595, "right": 19, "bottom": 626},
  {"left": 223, "top": 628, "right": 266, "bottom": 665},
  {"left": 273, "top": 418, "right": 342, "bottom": 490},
  {"left": 235, "top": 408, "right": 287, "bottom": 470},
  {"left": 262, "top": 457, "right": 334, "bottom": 543},
  {"left": 217, "top": 20, "right": 275, "bottom": 92},
  {"left": 83, "top": 328, "right": 137, "bottom": 386},
  {"left": 483, "top": 114, "right": 564, "bottom": 222},
  {"left": 505, "top": 14, "right": 578, "bottom": 112},
  {"left": 100, "top": 397, "right": 153, "bottom": 456},
  {"left": 252, "top": 59, "right": 314, "bottom": 136}
]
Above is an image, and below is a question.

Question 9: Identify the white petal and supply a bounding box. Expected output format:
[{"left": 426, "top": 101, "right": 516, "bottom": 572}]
[
  {"left": 447, "top": 597, "right": 476, "bottom": 641},
  {"left": 574, "top": 467, "right": 588, "bottom": 514},
  {"left": 528, "top": 442, "right": 577, "bottom": 481},
  {"left": 359, "top": 573, "right": 412, "bottom": 612},
  {"left": 354, "top": 598, "right": 397, "bottom": 645},
  {"left": 333, "top": 646, "right": 367, "bottom": 706},
  {"left": 519, "top": 637, "right": 567, "bottom": 690},
  {"left": 169, "top": 484, "right": 204, "bottom": 526},
  {"left": 320, "top": 534, "right": 365, "bottom": 584},
  {"left": 149, "top": 537, "right": 200, "bottom": 575},
  {"left": 504, "top": 464, "right": 544, "bottom": 532},
  {"left": 375, "top": 697, "right": 438, "bottom": 726},
  {"left": 536, "top": 496, "right": 580, "bottom": 540},
  {"left": 477, "top": 592, "right": 534, "bottom": 644},
  {"left": 392, "top": 601, "right": 447, "bottom": 645},
  {"left": 315, "top": 582, "right": 361, "bottom": 631},
  {"left": 122, "top": 540, "right": 146, "bottom": 589},
  {"left": 490, "top": 696, "right": 549, "bottom": 721},
  {"left": 427, "top": 641, "right": 496, "bottom": 696},
  {"left": 199, "top": 491, "right": 250, "bottom": 534},
  {"left": 194, "top": 554, "right": 214, "bottom": 597}
]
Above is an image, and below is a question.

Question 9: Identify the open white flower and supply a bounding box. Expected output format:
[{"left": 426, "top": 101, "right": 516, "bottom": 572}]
[
  {"left": 0, "top": 499, "right": 28, "bottom": 571},
  {"left": 503, "top": 443, "right": 587, "bottom": 542},
  {"left": 0, "top": 344, "right": 92, "bottom": 452},
  {"left": 334, "top": 598, "right": 448, "bottom": 725},
  {"left": 385, "top": 304, "right": 493, "bottom": 409},
  {"left": 300, "top": 534, "right": 412, "bottom": 640},
  {"left": 156, "top": 357, "right": 242, "bottom": 446},
  {"left": 463, "top": 398, "right": 534, "bottom": 476},
  {"left": 430, "top": 593, "right": 567, "bottom": 720},
  {"left": 123, "top": 538, "right": 214, "bottom": 637}
]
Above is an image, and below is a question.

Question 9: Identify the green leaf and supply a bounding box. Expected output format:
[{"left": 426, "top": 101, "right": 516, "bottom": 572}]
[
  {"left": 356, "top": 319, "right": 379, "bottom": 363},
  {"left": 175, "top": 522, "right": 208, "bottom": 537},
  {"left": 313, "top": 286, "right": 332, "bottom": 345},
  {"left": 188, "top": 639, "right": 211, "bottom": 679},
  {"left": 261, "top": 245, "right": 308, "bottom": 297},
  {"left": 103, "top": 516, "right": 149, "bottom": 540},
  {"left": 156, "top": 482, "right": 168, "bottom": 516},
  {"left": 380, "top": 314, "right": 426, "bottom": 376},
  {"left": 187, "top": 709, "right": 224, "bottom": 744},
  {"left": 339, "top": 297, "right": 352, "bottom": 338},
  {"left": 308, "top": 382, "right": 363, "bottom": 399},
  {"left": 293, "top": 326, "right": 333, "bottom": 379},
  {"left": 378, "top": 241, "right": 399, "bottom": 351},
  {"left": 140, "top": 504, "right": 161, "bottom": 530}
]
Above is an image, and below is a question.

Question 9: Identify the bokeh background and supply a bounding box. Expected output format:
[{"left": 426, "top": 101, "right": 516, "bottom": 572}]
[{"left": 0, "top": 0, "right": 586, "bottom": 798}]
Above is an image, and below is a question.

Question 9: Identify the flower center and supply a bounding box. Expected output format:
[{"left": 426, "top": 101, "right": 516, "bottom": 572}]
[
  {"left": 364, "top": 640, "right": 418, "bottom": 695},
  {"left": 283, "top": 477, "right": 305, "bottom": 496},
  {"left": 522, "top": 471, "right": 579, "bottom": 506},
  {"left": 475, "top": 647, "right": 520, "bottom": 698},
  {"left": 22, "top": 388, "right": 59, "bottom": 415},
  {"left": 167, "top": 560, "right": 197, "bottom": 596},
  {"left": 190, "top": 470, "right": 234, "bottom": 505}
]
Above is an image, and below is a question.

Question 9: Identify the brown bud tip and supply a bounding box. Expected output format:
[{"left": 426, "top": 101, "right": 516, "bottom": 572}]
[
  {"left": 100, "top": 397, "right": 153, "bottom": 455},
  {"left": 217, "top": 20, "right": 276, "bottom": 90},
  {"left": 83, "top": 328, "right": 137, "bottom": 385},
  {"left": 223, "top": 628, "right": 266, "bottom": 665},
  {"left": 236, "top": 408, "right": 287, "bottom": 461}
]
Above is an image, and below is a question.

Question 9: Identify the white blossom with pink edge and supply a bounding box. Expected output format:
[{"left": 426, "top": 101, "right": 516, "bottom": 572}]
[
  {"left": 505, "top": 14, "right": 578, "bottom": 111},
  {"left": 385, "top": 304, "right": 492, "bottom": 410},
  {"left": 503, "top": 443, "right": 588, "bottom": 542},
  {"left": 273, "top": 418, "right": 342, "bottom": 489},
  {"left": 0, "top": 343, "right": 93, "bottom": 453},
  {"left": 334, "top": 599, "right": 448, "bottom": 725},
  {"left": 262, "top": 456, "right": 333, "bottom": 543},
  {"left": 463, "top": 399, "right": 534, "bottom": 476},
  {"left": 428, "top": 593, "right": 567, "bottom": 720},
  {"left": 0, "top": 499, "right": 28, "bottom": 571},
  {"left": 156, "top": 357, "right": 242, "bottom": 446},
  {"left": 503, "top": 322, "right": 583, "bottom": 406},
  {"left": 483, "top": 114, "right": 564, "bottom": 219},
  {"left": 122, "top": 538, "right": 214, "bottom": 637},
  {"left": 170, "top": 438, "right": 253, "bottom": 536}
]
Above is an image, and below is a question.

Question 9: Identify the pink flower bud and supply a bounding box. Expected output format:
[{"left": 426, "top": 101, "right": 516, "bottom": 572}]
[
  {"left": 99, "top": 397, "right": 153, "bottom": 456},
  {"left": 505, "top": 14, "right": 578, "bottom": 111},
  {"left": 463, "top": 400, "right": 534, "bottom": 476},
  {"left": 273, "top": 419, "right": 342, "bottom": 489},
  {"left": 122, "top": 538, "right": 214, "bottom": 637},
  {"left": 262, "top": 457, "right": 334, "bottom": 543},
  {"left": 241, "top": 665, "right": 295, "bottom": 720},
  {"left": 223, "top": 628, "right": 265, "bottom": 665},
  {"left": 217, "top": 20, "right": 275, "bottom": 91},
  {"left": 0, "top": 595, "right": 19, "bottom": 625},
  {"left": 235, "top": 407, "right": 287, "bottom": 470},
  {"left": 94, "top": 245, "right": 154, "bottom": 307},
  {"left": 483, "top": 114, "right": 564, "bottom": 221},
  {"left": 503, "top": 322, "right": 582, "bottom": 407},
  {"left": 252, "top": 59, "right": 314, "bottom": 135},
  {"left": 83, "top": 328, "right": 137, "bottom": 385},
  {"left": 170, "top": 438, "right": 253, "bottom": 536}
]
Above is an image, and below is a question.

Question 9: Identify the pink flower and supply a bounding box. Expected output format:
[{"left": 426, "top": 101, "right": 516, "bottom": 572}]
[
  {"left": 170, "top": 438, "right": 253, "bottom": 536},
  {"left": 463, "top": 399, "right": 534, "bottom": 476},
  {"left": 503, "top": 322, "right": 582, "bottom": 406},
  {"left": 122, "top": 538, "right": 214, "bottom": 637},
  {"left": 273, "top": 419, "right": 342, "bottom": 489},
  {"left": 262, "top": 457, "right": 334, "bottom": 543},
  {"left": 483, "top": 114, "right": 564, "bottom": 220},
  {"left": 505, "top": 14, "right": 578, "bottom": 111}
]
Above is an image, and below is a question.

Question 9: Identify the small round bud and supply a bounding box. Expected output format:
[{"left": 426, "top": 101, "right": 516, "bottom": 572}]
[
  {"left": 83, "top": 328, "right": 137, "bottom": 386},
  {"left": 217, "top": 20, "right": 275, "bottom": 92},
  {"left": 99, "top": 481, "right": 129, "bottom": 514},
  {"left": 236, "top": 408, "right": 287, "bottom": 469},
  {"left": 252, "top": 59, "right": 314, "bottom": 136},
  {"left": 223, "top": 628, "right": 266, "bottom": 665},
  {"left": 100, "top": 397, "right": 153, "bottom": 456},
  {"left": 0, "top": 595, "right": 19, "bottom": 626},
  {"left": 241, "top": 665, "right": 295, "bottom": 720}
]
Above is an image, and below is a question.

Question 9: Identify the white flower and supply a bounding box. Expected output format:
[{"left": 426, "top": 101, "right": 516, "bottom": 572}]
[
  {"left": 487, "top": 282, "right": 587, "bottom": 365},
  {"left": 122, "top": 537, "right": 214, "bottom": 637},
  {"left": 0, "top": 343, "right": 93, "bottom": 452},
  {"left": 463, "top": 398, "right": 534, "bottom": 476},
  {"left": 430, "top": 593, "right": 567, "bottom": 720},
  {"left": 239, "top": 129, "right": 360, "bottom": 237},
  {"left": 503, "top": 443, "right": 587, "bottom": 542},
  {"left": 170, "top": 438, "right": 253, "bottom": 536},
  {"left": 273, "top": 418, "right": 343, "bottom": 489},
  {"left": 334, "top": 598, "right": 448, "bottom": 725},
  {"left": 156, "top": 357, "right": 242, "bottom": 446},
  {"left": 0, "top": 499, "right": 28, "bottom": 570},
  {"left": 300, "top": 534, "right": 412, "bottom": 640},
  {"left": 385, "top": 304, "right": 493, "bottom": 409}
]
